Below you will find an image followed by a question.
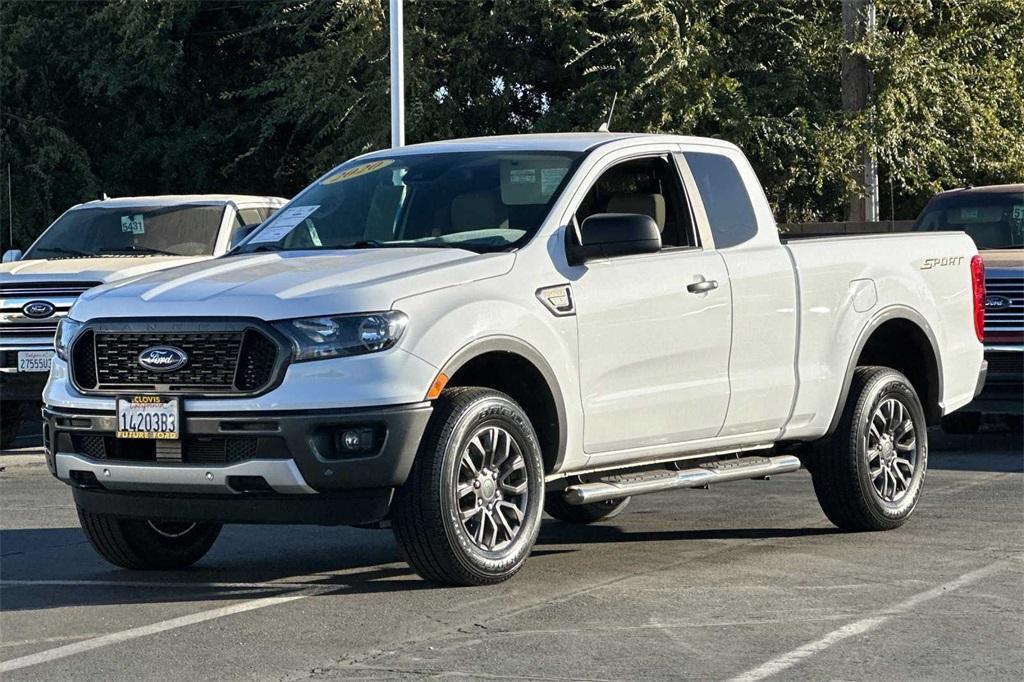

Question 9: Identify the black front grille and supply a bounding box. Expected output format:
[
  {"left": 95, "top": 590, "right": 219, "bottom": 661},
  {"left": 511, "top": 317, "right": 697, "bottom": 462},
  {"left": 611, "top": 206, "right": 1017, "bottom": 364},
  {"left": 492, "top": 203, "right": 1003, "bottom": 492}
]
[
  {"left": 71, "top": 434, "right": 267, "bottom": 464},
  {"left": 984, "top": 276, "right": 1023, "bottom": 333},
  {"left": 71, "top": 322, "right": 283, "bottom": 394}
]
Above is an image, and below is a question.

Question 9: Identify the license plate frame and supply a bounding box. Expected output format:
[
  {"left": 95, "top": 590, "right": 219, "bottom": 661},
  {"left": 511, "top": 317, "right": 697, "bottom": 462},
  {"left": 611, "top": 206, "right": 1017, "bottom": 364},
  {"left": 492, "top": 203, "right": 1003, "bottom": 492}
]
[
  {"left": 16, "top": 350, "right": 53, "bottom": 373},
  {"left": 116, "top": 396, "right": 181, "bottom": 440}
]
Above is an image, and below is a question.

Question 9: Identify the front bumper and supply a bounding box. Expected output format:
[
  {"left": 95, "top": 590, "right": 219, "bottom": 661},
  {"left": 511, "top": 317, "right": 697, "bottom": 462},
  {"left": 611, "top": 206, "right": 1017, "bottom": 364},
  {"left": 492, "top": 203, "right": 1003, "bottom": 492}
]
[
  {"left": 45, "top": 402, "right": 433, "bottom": 525},
  {"left": 0, "top": 341, "right": 53, "bottom": 401}
]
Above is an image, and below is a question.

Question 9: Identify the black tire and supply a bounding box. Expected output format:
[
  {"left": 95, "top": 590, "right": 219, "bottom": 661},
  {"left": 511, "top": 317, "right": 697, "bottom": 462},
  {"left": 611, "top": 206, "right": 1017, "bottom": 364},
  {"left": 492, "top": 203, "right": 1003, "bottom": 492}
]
[
  {"left": 545, "top": 493, "right": 631, "bottom": 524},
  {"left": 77, "top": 507, "right": 221, "bottom": 569},
  {"left": 941, "top": 412, "right": 981, "bottom": 435},
  {"left": 392, "top": 387, "right": 545, "bottom": 586},
  {"left": 1, "top": 401, "right": 26, "bottom": 448},
  {"left": 807, "top": 366, "right": 928, "bottom": 532}
]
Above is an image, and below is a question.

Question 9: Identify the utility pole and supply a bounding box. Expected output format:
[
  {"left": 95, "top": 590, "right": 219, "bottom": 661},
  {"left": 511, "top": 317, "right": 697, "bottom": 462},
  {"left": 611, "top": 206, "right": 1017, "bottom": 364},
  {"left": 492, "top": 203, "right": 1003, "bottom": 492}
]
[
  {"left": 389, "top": 0, "right": 405, "bottom": 148},
  {"left": 841, "top": 0, "right": 878, "bottom": 222}
]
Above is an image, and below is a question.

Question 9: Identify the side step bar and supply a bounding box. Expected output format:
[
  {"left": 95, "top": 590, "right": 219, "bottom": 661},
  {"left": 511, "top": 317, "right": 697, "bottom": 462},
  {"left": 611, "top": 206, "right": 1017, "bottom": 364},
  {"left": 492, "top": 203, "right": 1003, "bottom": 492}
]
[{"left": 563, "top": 455, "right": 801, "bottom": 505}]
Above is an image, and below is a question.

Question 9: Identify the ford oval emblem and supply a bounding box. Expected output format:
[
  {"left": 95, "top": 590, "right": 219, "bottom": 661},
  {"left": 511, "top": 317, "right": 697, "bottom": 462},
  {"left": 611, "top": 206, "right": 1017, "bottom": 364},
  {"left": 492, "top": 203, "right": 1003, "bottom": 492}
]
[
  {"left": 985, "top": 295, "right": 1012, "bottom": 311},
  {"left": 22, "top": 300, "right": 56, "bottom": 319},
  {"left": 137, "top": 346, "right": 189, "bottom": 373}
]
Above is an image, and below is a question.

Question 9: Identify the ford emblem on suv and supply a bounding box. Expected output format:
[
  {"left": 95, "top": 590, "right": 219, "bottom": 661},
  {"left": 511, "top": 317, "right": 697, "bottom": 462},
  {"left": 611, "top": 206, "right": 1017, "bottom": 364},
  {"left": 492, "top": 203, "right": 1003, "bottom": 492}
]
[
  {"left": 137, "top": 346, "right": 189, "bottom": 373},
  {"left": 985, "top": 295, "right": 1012, "bottom": 311},
  {"left": 22, "top": 300, "right": 56, "bottom": 319}
]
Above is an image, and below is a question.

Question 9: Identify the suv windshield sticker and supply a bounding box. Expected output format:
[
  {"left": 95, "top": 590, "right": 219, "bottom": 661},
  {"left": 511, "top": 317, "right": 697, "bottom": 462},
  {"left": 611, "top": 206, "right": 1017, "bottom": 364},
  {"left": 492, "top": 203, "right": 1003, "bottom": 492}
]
[
  {"left": 322, "top": 159, "right": 394, "bottom": 185},
  {"left": 120, "top": 214, "right": 145, "bottom": 234},
  {"left": 248, "top": 205, "right": 319, "bottom": 243}
]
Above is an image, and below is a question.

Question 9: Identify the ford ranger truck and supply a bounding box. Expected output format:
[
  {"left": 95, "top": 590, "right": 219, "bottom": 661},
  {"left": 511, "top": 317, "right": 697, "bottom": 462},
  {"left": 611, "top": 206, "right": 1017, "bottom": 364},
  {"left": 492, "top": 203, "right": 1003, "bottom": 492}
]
[
  {"left": 0, "top": 194, "right": 285, "bottom": 446},
  {"left": 913, "top": 183, "right": 1023, "bottom": 433},
  {"left": 43, "top": 134, "right": 986, "bottom": 585}
]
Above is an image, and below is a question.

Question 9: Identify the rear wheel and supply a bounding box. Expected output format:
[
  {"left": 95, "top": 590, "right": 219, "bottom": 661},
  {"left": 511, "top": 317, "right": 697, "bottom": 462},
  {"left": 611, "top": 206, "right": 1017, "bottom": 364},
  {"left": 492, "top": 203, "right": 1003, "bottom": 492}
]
[
  {"left": 807, "top": 366, "right": 927, "bottom": 532},
  {"left": 77, "top": 507, "right": 221, "bottom": 569},
  {"left": 941, "top": 412, "right": 981, "bottom": 435},
  {"left": 545, "top": 493, "right": 631, "bottom": 524},
  {"left": 392, "top": 387, "right": 545, "bottom": 586}
]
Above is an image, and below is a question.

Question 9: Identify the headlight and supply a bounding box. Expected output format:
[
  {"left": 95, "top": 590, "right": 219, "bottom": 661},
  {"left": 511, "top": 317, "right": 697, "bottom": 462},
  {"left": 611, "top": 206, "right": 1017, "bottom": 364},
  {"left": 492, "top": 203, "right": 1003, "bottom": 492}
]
[
  {"left": 275, "top": 311, "right": 408, "bottom": 362},
  {"left": 54, "top": 318, "right": 83, "bottom": 360}
]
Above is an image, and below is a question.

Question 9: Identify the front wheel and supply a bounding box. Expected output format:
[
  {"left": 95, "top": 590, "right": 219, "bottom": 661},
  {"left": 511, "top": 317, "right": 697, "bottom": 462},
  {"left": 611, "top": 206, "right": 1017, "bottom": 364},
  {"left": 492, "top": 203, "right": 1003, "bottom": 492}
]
[
  {"left": 807, "top": 366, "right": 927, "bottom": 532},
  {"left": 78, "top": 507, "right": 221, "bottom": 569},
  {"left": 392, "top": 387, "right": 545, "bottom": 586}
]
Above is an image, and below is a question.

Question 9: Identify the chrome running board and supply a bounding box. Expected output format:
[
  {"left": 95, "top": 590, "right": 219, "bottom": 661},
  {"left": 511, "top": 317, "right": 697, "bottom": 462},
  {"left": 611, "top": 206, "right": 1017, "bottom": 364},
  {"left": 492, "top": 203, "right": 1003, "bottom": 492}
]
[{"left": 563, "top": 455, "right": 801, "bottom": 505}]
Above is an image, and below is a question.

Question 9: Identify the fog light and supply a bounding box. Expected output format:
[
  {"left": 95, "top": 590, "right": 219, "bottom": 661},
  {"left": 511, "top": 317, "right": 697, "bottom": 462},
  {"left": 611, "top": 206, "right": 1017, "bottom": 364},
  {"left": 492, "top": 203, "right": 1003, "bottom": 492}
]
[{"left": 335, "top": 427, "right": 376, "bottom": 454}]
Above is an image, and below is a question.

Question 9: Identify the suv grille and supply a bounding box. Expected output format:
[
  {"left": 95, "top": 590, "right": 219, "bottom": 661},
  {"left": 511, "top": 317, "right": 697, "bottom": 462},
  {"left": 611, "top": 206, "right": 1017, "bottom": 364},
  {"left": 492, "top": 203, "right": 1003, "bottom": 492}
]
[
  {"left": 71, "top": 322, "right": 283, "bottom": 395},
  {"left": 984, "top": 275, "right": 1023, "bottom": 335},
  {"left": 0, "top": 281, "right": 99, "bottom": 345}
]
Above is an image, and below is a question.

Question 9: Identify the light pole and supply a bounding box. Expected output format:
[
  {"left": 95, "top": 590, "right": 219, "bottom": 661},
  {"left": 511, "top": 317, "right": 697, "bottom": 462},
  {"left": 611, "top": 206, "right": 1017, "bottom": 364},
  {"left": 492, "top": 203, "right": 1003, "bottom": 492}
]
[{"left": 389, "top": 0, "right": 405, "bottom": 148}]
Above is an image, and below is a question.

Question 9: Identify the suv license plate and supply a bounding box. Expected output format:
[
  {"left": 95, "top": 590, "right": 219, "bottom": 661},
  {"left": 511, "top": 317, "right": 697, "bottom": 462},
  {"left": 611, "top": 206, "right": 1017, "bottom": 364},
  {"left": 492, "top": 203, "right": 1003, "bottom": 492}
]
[
  {"left": 116, "top": 396, "right": 180, "bottom": 440},
  {"left": 17, "top": 350, "right": 53, "bottom": 373}
]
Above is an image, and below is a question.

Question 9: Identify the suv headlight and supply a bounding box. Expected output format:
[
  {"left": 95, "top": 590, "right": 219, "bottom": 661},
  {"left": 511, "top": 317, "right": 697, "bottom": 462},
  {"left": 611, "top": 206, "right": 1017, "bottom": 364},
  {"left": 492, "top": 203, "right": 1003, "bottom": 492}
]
[
  {"left": 275, "top": 311, "right": 408, "bottom": 362},
  {"left": 54, "top": 318, "right": 83, "bottom": 360}
]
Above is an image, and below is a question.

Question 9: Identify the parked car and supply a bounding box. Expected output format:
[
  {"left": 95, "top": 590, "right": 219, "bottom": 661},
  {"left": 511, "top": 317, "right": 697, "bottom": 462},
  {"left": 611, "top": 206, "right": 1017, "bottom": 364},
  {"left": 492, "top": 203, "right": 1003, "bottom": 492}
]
[
  {"left": 0, "top": 194, "right": 286, "bottom": 446},
  {"left": 913, "top": 183, "right": 1023, "bottom": 433},
  {"left": 43, "top": 134, "right": 984, "bottom": 585}
]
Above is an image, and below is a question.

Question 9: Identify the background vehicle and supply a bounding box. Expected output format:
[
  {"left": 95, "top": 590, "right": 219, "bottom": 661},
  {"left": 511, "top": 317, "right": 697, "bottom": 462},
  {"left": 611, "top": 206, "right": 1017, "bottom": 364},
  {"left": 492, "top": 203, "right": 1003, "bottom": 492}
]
[
  {"left": 0, "top": 194, "right": 286, "bottom": 446},
  {"left": 914, "top": 184, "right": 1023, "bottom": 433},
  {"left": 43, "top": 134, "right": 985, "bottom": 585}
]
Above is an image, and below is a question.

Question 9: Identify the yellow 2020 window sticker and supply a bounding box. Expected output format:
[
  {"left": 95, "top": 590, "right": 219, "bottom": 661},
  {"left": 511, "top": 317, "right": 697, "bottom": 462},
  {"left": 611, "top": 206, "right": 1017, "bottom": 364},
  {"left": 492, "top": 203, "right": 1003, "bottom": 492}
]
[{"left": 322, "top": 159, "right": 394, "bottom": 185}]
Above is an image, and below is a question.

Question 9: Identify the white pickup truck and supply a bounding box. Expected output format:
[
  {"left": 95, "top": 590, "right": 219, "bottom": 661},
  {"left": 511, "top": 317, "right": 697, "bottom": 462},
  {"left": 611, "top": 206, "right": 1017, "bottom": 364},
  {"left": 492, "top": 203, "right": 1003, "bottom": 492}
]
[
  {"left": 0, "top": 195, "right": 285, "bottom": 444},
  {"left": 43, "top": 134, "right": 985, "bottom": 586}
]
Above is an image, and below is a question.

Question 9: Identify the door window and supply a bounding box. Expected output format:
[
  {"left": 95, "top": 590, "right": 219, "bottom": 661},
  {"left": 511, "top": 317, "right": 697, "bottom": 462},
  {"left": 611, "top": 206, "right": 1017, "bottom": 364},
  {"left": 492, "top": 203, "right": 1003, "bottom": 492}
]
[
  {"left": 683, "top": 152, "right": 757, "bottom": 249},
  {"left": 574, "top": 156, "right": 696, "bottom": 248}
]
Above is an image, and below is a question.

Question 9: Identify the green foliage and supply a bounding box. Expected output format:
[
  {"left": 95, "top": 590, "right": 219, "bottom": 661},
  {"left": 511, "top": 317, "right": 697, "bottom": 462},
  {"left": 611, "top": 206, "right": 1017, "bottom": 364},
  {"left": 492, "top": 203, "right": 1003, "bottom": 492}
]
[{"left": 2, "top": 0, "right": 1022, "bottom": 249}]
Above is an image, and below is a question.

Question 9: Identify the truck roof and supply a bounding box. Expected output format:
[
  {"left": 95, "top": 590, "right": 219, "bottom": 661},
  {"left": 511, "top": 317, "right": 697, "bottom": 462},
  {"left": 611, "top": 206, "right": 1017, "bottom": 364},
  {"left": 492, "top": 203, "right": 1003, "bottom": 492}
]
[
  {"left": 373, "top": 132, "right": 740, "bottom": 156},
  {"left": 934, "top": 183, "right": 1023, "bottom": 196},
  {"left": 71, "top": 194, "right": 287, "bottom": 210}
]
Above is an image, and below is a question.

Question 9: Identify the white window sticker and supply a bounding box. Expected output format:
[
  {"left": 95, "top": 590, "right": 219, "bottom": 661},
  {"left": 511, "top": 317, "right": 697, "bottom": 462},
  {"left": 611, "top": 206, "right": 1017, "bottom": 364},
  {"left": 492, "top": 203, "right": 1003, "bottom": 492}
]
[
  {"left": 1012, "top": 205, "right": 1024, "bottom": 222},
  {"left": 509, "top": 169, "right": 536, "bottom": 184},
  {"left": 121, "top": 214, "right": 145, "bottom": 234},
  {"left": 540, "top": 167, "right": 568, "bottom": 196},
  {"left": 248, "top": 205, "right": 320, "bottom": 243}
]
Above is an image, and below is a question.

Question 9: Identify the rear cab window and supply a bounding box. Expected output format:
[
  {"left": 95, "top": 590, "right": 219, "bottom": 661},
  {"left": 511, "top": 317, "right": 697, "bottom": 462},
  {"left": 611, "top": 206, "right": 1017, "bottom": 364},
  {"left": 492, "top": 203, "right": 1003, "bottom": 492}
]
[{"left": 683, "top": 151, "right": 758, "bottom": 249}]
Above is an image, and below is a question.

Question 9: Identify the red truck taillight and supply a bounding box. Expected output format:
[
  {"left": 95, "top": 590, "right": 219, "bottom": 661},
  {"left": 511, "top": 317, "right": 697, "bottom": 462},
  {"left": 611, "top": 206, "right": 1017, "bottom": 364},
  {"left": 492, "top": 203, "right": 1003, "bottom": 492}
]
[{"left": 971, "top": 255, "right": 985, "bottom": 343}]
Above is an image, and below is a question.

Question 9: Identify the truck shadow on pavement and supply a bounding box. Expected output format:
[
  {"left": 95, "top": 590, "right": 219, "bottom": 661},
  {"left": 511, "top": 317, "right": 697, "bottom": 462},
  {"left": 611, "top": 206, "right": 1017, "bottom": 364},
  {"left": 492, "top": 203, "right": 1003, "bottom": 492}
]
[{"left": 0, "top": 521, "right": 847, "bottom": 612}]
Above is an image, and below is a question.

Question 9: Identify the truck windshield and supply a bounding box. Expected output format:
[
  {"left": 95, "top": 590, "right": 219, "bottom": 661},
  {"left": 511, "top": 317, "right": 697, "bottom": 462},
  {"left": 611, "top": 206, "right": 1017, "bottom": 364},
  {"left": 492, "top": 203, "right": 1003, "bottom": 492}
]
[
  {"left": 25, "top": 205, "right": 225, "bottom": 259},
  {"left": 914, "top": 190, "right": 1024, "bottom": 249},
  {"left": 237, "top": 151, "right": 581, "bottom": 254}
]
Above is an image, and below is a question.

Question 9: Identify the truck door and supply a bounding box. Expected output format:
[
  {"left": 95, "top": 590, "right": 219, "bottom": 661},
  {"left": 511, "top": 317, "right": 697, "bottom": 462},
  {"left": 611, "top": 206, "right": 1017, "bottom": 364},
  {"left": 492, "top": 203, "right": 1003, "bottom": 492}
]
[{"left": 570, "top": 154, "right": 733, "bottom": 454}]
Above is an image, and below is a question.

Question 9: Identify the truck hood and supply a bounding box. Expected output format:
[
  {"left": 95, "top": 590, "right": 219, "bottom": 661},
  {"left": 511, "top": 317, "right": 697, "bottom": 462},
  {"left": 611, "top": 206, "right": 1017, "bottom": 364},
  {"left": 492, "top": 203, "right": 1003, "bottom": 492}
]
[
  {"left": 0, "top": 256, "right": 207, "bottom": 285},
  {"left": 72, "top": 248, "right": 514, "bottom": 321}
]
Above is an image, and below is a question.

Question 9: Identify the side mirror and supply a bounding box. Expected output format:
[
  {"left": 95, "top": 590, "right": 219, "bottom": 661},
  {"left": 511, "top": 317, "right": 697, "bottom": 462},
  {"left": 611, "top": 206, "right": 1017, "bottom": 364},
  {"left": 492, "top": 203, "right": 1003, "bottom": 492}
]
[
  {"left": 2, "top": 249, "right": 23, "bottom": 263},
  {"left": 567, "top": 214, "right": 661, "bottom": 264}
]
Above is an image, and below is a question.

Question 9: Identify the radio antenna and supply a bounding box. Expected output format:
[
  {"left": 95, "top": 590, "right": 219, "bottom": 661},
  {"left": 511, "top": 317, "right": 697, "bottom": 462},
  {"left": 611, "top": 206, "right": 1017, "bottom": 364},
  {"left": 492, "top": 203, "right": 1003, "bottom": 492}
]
[{"left": 597, "top": 92, "right": 618, "bottom": 133}]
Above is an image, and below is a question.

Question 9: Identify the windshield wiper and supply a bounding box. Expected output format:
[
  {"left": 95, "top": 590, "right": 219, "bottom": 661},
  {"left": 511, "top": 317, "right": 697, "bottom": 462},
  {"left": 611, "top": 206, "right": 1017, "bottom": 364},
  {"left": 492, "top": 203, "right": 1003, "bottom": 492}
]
[
  {"left": 37, "top": 246, "right": 96, "bottom": 258},
  {"left": 988, "top": 244, "right": 1024, "bottom": 249},
  {"left": 94, "top": 245, "right": 178, "bottom": 256}
]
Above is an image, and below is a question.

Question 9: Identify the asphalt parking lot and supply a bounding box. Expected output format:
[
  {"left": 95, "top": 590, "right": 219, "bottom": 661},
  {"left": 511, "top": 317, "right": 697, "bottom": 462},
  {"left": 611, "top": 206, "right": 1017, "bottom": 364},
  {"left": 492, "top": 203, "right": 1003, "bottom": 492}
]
[{"left": 1, "top": 427, "right": 1021, "bottom": 681}]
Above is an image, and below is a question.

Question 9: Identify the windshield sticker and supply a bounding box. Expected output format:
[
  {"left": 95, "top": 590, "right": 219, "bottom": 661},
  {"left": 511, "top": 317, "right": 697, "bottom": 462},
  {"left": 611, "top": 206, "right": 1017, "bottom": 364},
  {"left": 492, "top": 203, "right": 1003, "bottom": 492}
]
[
  {"left": 121, "top": 214, "right": 145, "bottom": 234},
  {"left": 1013, "top": 205, "right": 1024, "bottom": 223},
  {"left": 541, "top": 167, "right": 569, "bottom": 196},
  {"left": 509, "top": 168, "right": 536, "bottom": 185},
  {"left": 248, "top": 205, "right": 320, "bottom": 243},
  {"left": 322, "top": 159, "right": 394, "bottom": 185}
]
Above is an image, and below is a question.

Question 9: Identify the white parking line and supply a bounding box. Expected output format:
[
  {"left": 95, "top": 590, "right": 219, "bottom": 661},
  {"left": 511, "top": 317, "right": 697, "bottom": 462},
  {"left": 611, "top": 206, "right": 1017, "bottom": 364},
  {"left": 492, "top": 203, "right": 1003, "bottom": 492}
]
[
  {"left": 729, "top": 554, "right": 1022, "bottom": 682},
  {"left": 0, "top": 592, "right": 311, "bottom": 674}
]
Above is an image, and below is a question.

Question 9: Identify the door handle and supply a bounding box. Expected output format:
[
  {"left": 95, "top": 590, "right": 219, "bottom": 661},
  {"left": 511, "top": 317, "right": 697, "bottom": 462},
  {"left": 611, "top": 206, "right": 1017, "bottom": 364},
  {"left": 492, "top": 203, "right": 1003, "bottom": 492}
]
[{"left": 687, "top": 279, "right": 718, "bottom": 294}]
